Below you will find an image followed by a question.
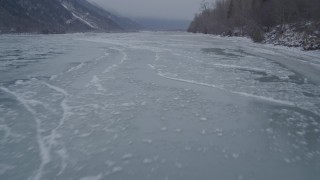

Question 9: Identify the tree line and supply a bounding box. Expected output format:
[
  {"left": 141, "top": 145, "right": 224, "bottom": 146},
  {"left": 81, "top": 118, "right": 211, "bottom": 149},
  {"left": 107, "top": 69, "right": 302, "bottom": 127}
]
[{"left": 188, "top": 0, "right": 320, "bottom": 42}]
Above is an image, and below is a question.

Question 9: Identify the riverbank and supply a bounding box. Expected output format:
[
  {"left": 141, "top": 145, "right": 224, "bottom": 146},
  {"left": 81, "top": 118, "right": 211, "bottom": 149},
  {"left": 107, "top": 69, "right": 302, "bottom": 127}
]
[{"left": 264, "top": 21, "right": 320, "bottom": 50}]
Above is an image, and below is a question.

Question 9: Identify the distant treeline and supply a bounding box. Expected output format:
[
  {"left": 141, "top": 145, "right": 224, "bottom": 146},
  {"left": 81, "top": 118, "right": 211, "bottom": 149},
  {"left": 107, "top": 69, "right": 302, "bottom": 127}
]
[{"left": 188, "top": 0, "right": 320, "bottom": 41}]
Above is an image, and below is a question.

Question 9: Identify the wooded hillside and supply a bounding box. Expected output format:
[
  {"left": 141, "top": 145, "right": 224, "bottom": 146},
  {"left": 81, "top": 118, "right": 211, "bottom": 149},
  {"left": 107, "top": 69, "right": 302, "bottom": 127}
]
[{"left": 188, "top": 0, "right": 320, "bottom": 43}]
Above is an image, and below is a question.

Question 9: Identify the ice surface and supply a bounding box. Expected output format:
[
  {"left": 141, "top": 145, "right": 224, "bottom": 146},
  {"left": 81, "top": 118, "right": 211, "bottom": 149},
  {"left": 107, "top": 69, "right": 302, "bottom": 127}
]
[
  {"left": 0, "top": 32, "right": 319, "bottom": 180},
  {"left": 0, "top": 87, "right": 50, "bottom": 180}
]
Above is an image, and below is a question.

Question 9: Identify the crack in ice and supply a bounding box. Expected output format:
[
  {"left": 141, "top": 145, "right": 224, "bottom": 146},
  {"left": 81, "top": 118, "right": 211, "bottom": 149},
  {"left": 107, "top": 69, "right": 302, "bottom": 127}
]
[
  {"left": 147, "top": 53, "right": 295, "bottom": 107},
  {"left": 0, "top": 87, "right": 50, "bottom": 180},
  {"left": 41, "top": 81, "right": 71, "bottom": 175},
  {"left": 103, "top": 48, "right": 127, "bottom": 73}
]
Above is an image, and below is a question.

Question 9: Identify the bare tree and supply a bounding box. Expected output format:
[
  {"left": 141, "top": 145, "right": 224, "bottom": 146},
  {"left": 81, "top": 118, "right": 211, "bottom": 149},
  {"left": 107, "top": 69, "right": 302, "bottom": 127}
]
[{"left": 188, "top": 0, "right": 320, "bottom": 38}]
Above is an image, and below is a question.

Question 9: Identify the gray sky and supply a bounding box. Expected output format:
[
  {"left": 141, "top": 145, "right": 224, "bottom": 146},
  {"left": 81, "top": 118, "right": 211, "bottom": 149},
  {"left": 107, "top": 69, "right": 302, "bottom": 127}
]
[{"left": 89, "top": 0, "right": 205, "bottom": 20}]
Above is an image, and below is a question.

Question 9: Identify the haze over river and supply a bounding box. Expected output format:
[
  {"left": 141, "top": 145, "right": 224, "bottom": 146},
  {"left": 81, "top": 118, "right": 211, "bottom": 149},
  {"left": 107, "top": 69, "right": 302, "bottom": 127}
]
[{"left": 1, "top": 32, "right": 320, "bottom": 180}]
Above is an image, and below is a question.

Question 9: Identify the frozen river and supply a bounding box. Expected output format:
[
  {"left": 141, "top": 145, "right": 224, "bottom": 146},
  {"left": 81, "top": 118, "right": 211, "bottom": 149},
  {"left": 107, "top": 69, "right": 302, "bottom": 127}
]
[{"left": 1, "top": 32, "right": 320, "bottom": 180}]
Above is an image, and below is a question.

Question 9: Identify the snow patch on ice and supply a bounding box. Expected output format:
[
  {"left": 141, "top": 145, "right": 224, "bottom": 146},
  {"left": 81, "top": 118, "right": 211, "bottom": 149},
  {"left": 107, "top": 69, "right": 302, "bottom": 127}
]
[
  {"left": 201, "top": 129, "right": 207, "bottom": 135},
  {"left": 148, "top": 64, "right": 156, "bottom": 70},
  {"left": 232, "top": 153, "right": 240, "bottom": 159},
  {"left": 67, "top": 63, "right": 85, "bottom": 73},
  {"left": 103, "top": 48, "right": 127, "bottom": 73},
  {"left": 50, "top": 75, "right": 58, "bottom": 81},
  {"left": 112, "top": 166, "right": 123, "bottom": 173},
  {"left": 105, "top": 160, "right": 115, "bottom": 167},
  {"left": 56, "top": 148, "right": 68, "bottom": 175},
  {"left": 122, "top": 153, "right": 133, "bottom": 160},
  {"left": 15, "top": 80, "right": 24, "bottom": 85},
  {"left": 79, "top": 174, "right": 103, "bottom": 180},
  {"left": 200, "top": 117, "right": 207, "bottom": 121},
  {"left": 212, "top": 63, "right": 267, "bottom": 73},
  {"left": 161, "top": 127, "right": 168, "bottom": 131},
  {"left": 86, "top": 75, "right": 106, "bottom": 92},
  {"left": 142, "top": 139, "right": 153, "bottom": 144},
  {"left": 143, "top": 158, "right": 153, "bottom": 164},
  {"left": 121, "top": 102, "right": 135, "bottom": 107}
]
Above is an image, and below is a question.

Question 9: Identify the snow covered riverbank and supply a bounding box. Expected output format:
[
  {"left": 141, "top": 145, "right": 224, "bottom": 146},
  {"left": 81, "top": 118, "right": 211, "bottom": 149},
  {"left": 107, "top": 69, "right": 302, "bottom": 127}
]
[{"left": 264, "top": 21, "right": 320, "bottom": 50}]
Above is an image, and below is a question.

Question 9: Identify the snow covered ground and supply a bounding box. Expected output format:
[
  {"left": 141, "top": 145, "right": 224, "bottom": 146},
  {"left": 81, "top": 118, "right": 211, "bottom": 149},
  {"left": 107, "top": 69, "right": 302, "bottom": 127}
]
[
  {"left": 0, "top": 32, "right": 320, "bottom": 180},
  {"left": 264, "top": 22, "right": 320, "bottom": 50}
]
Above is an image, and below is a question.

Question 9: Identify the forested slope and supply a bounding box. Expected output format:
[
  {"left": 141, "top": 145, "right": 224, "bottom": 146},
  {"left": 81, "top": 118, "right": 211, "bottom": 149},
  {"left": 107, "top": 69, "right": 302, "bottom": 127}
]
[{"left": 188, "top": 0, "right": 320, "bottom": 50}]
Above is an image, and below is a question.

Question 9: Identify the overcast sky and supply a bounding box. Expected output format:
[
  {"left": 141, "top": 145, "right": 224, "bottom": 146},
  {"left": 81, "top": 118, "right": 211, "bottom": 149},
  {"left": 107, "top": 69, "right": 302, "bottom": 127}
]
[{"left": 89, "top": 0, "right": 205, "bottom": 20}]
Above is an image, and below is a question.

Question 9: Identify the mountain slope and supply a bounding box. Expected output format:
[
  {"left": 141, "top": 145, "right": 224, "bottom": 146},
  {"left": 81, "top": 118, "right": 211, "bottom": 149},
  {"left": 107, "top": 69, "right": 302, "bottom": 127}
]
[
  {"left": 68, "top": 0, "right": 141, "bottom": 31},
  {"left": 0, "top": 0, "right": 140, "bottom": 33}
]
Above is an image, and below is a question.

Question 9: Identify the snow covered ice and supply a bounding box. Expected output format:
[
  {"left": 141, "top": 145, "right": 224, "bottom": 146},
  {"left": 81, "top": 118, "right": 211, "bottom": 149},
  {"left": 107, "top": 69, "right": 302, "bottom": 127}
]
[{"left": 0, "top": 32, "right": 320, "bottom": 180}]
